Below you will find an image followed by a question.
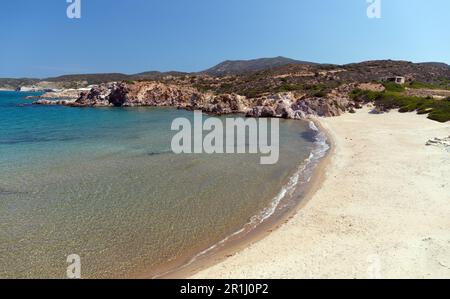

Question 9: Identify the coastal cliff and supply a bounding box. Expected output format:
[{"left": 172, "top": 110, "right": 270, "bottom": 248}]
[
  {"left": 30, "top": 58, "right": 450, "bottom": 122},
  {"left": 34, "top": 81, "right": 365, "bottom": 119}
]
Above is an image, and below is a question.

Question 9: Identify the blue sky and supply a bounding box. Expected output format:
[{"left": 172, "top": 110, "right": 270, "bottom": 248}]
[{"left": 0, "top": 0, "right": 449, "bottom": 78}]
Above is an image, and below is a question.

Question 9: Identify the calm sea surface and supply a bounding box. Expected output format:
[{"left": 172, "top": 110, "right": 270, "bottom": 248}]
[{"left": 0, "top": 91, "right": 323, "bottom": 278}]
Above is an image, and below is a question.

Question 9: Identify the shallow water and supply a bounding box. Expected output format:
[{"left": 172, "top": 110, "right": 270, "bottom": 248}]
[{"left": 0, "top": 91, "right": 319, "bottom": 278}]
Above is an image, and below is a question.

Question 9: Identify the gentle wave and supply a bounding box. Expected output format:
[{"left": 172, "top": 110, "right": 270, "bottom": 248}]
[
  {"left": 248, "top": 120, "right": 329, "bottom": 227},
  {"left": 153, "top": 120, "right": 330, "bottom": 278}
]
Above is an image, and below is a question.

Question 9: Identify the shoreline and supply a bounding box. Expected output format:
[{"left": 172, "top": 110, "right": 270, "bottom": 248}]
[
  {"left": 191, "top": 107, "right": 450, "bottom": 279},
  {"left": 151, "top": 118, "right": 334, "bottom": 279}
]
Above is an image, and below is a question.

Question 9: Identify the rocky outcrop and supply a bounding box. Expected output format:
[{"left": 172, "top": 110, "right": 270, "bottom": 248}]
[
  {"left": 34, "top": 99, "right": 76, "bottom": 105},
  {"left": 65, "top": 82, "right": 252, "bottom": 116},
  {"left": 26, "top": 89, "right": 87, "bottom": 100},
  {"left": 246, "top": 106, "right": 277, "bottom": 118},
  {"left": 293, "top": 97, "right": 342, "bottom": 117},
  {"left": 275, "top": 100, "right": 295, "bottom": 119},
  {"left": 245, "top": 86, "right": 360, "bottom": 119},
  {"left": 426, "top": 136, "right": 450, "bottom": 152},
  {"left": 33, "top": 81, "right": 364, "bottom": 120},
  {"left": 247, "top": 92, "right": 304, "bottom": 119},
  {"left": 75, "top": 83, "right": 116, "bottom": 106},
  {"left": 200, "top": 94, "right": 249, "bottom": 115}
]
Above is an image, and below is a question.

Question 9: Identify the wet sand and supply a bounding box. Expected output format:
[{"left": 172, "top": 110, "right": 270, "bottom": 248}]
[{"left": 191, "top": 107, "right": 450, "bottom": 279}]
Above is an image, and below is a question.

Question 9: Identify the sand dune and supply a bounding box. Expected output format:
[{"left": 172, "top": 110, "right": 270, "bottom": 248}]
[{"left": 192, "top": 107, "right": 450, "bottom": 279}]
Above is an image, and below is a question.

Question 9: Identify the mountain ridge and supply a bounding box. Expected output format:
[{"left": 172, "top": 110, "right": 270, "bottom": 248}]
[
  {"left": 0, "top": 57, "right": 449, "bottom": 90},
  {"left": 200, "top": 56, "right": 319, "bottom": 76}
]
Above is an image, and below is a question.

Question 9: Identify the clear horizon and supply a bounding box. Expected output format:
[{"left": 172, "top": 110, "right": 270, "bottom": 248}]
[{"left": 1, "top": 0, "right": 449, "bottom": 78}]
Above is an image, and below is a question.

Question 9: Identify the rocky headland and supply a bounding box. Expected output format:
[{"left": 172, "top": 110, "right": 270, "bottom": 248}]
[
  {"left": 26, "top": 58, "right": 450, "bottom": 122},
  {"left": 32, "top": 81, "right": 378, "bottom": 120},
  {"left": 27, "top": 89, "right": 88, "bottom": 101}
]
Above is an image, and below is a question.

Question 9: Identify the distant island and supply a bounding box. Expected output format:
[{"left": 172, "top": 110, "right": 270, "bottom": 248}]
[{"left": 3, "top": 57, "right": 450, "bottom": 122}]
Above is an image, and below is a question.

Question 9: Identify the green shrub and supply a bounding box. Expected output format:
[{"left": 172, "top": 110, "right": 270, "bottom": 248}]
[
  {"left": 350, "top": 89, "right": 381, "bottom": 102},
  {"left": 219, "top": 83, "right": 233, "bottom": 93},
  {"left": 350, "top": 89, "right": 450, "bottom": 123},
  {"left": 408, "top": 81, "right": 450, "bottom": 91},
  {"left": 193, "top": 83, "right": 211, "bottom": 93},
  {"left": 383, "top": 82, "right": 405, "bottom": 92},
  {"left": 275, "top": 83, "right": 303, "bottom": 93},
  {"left": 313, "top": 90, "right": 327, "bottom": 98},
  {"left": 242, "top": 89, "right": 261, "bottom": 98}
]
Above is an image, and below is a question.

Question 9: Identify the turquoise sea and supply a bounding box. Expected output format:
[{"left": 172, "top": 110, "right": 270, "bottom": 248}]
[{"left": 0, "top": 91, "right": 327, "bottom": 278}]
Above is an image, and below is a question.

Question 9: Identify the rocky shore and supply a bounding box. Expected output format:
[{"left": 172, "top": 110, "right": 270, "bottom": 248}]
[
  {"left": 32, "top": 81, "right": 372, "bottom": 120},
  {"left": 28, "top": 89, "right": 87, "bottom": 101},
  {"left": 24, "top": 59, "right": 449, "bottom": 122}
]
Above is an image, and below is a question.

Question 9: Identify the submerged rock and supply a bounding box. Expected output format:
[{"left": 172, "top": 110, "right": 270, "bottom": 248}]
[{"left": 33, "top": 99, "right": 76, "bottom": 105}]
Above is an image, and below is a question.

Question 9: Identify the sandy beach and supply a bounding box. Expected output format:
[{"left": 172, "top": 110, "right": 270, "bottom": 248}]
[{"left": 192, "top": 106, "right": 450, "bottom": 279}]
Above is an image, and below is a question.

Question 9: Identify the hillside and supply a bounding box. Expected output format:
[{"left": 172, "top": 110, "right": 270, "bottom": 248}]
[
  {"left": 201, "top": 56, "right": 318, "bottom": 76},
  {"left": 46, "top": 73, "right": 130, "bottom": 85},
  {"left": 1, "top": 58, "right": 449, "bottom": 93},
  {"left": 0, "top": 78, "right": 40, "bottom": 90},
  {"left": 131, "top": 71, "right": 189, "bottom": 81},
  {"left": 188, "top": 60, "right": 450, "bottom": 98}
]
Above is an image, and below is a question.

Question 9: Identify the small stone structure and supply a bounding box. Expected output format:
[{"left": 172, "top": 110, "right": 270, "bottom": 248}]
[{"left": 381, "top": 76, "right": 406, "bottom": 85}]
